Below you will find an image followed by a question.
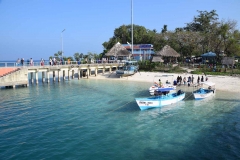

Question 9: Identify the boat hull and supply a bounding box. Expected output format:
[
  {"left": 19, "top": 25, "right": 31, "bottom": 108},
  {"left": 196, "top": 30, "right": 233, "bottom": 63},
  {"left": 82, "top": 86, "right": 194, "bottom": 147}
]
[
  {"left": 149, "top": 85, "right": 176, "bottom": 96},
  {"left": 135, "top": 92, "right": 185, "bottom": 110},
  {"left": 193, "top": 89, "right": 216, "bottom": 100},
  {"left": 116, "top": 61, "right": 139, "bottom": 77},
  {"left": 116, "top": 70, "right": 135, "bottom": 76}
]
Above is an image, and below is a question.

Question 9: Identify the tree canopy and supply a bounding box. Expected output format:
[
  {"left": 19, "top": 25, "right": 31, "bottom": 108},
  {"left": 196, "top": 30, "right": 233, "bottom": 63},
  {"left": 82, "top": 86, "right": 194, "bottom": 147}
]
[{"left": 102, "top": 10, "right": 240, "bottom": 58}]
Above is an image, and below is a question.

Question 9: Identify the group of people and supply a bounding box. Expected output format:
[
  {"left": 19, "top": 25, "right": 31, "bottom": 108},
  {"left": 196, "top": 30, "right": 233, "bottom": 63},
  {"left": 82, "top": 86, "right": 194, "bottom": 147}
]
[
  {"left": 49, "top": 58, "right": 64, "bottom": 66},
  {"left": 16, "top": 58, "right": 45, "bottom": 66},
  {"left": 174, "top": 75, "right": 208, "bottom": 87},
  {"left": 16, "top": 58, "right": 25, "bottom": 66},
  {"left": 16, "top": 58, "right": 31, "bottom": 66}
]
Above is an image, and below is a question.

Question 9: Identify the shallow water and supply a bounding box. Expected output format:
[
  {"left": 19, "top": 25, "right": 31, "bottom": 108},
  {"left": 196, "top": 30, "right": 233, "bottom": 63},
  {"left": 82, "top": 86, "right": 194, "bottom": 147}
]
[{"left": 0, "top": 78, "right": 240, "bottom": 160}]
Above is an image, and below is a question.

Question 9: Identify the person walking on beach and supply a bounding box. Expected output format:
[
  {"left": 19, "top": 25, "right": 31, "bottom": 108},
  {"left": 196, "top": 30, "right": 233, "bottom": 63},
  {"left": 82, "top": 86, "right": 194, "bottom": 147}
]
[
  {"left": 201, "top": 76, "right": 204, "bottom": 82},
  {"left": 188, "top": 76, "right": 191, "bottom": 87},
  {"left": 183, "top": 77, "right": 186, "bottom": 85},
  {"left": 177, "top": 76, "right": 180, "bottom": 85},
  {"left": 197, "top": 76, "right": 200, "bottom": 84}
]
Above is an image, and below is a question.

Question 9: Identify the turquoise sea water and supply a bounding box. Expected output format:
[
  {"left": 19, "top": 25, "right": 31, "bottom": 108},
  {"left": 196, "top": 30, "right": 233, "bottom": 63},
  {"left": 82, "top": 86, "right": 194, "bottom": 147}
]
[{"left": 0, "top": 78, "right": 240, "bottom": 160}]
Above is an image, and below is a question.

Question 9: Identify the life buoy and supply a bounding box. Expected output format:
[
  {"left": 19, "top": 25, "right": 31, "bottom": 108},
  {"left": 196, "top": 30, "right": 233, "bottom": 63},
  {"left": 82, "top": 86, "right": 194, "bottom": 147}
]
[{"left": 71, "top": 65, "right": 74, "bottom": 68}]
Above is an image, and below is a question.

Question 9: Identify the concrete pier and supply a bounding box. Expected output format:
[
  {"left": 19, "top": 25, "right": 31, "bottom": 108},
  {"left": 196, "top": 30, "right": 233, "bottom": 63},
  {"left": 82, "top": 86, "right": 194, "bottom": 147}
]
[{"left": 0, "top": 63, "right": 120, "bottom": 88}]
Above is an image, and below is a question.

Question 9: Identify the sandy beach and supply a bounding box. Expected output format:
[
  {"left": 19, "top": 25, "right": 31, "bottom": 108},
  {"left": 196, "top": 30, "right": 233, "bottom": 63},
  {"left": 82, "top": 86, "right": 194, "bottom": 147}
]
[{"left": 88, "top": 71, "right": 240, "bottom": 93}]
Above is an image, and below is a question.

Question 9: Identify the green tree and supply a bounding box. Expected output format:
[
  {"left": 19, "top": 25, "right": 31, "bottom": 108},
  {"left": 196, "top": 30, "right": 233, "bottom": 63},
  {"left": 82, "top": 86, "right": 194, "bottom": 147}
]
[
  {"left": 102, "top": 24, "right": 156, "bottom": 51},
  {"left": 53, "top": 51, "right": 62, "bottom": 60},
  {"left": 161, "top": 25, "right": 168, "bottom": 33},
  {"left": 74, "top": 53, "right": 80, "bottom": 61}
]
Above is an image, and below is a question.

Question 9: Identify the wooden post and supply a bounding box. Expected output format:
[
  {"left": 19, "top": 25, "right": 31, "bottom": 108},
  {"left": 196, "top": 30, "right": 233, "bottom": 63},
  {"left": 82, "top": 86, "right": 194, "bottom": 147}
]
[
  {"left": 103, "top": 67, "right": 105, "bottom": 74},
  {"left": 42, "top": 72, "right": 45, "bottom": 82},
  {"left": 87, "top": 69, "right": 89, "bottom": 79},
  {"left": 53, "top": 71, "right": 55, "bottom": 82},
  {"left": 68, "top": 70, "right": 70, "bottom": 80},
  {"left": 58, "top": 70, "right": 60, "bottom": 82},
  {"left": 35, "top": 72, "right": 38, "bottom": 84},
  {"left": 47, "top": 71, "right": 50, "bottom": 83},
  {"left": 63, "top": 70, "right": 65, "bottom": 81},
  {"left": 95, "top": 68, "right": 97, "bottom": 76},
  {"left": 31, "top": 72, "right": 34, "bottom": 83},
  {"left": 72, "top": 70, "right": 74, "bottom": 79},
  {"left": 78, "top": 69, "right": 80, "bottom": 79}
]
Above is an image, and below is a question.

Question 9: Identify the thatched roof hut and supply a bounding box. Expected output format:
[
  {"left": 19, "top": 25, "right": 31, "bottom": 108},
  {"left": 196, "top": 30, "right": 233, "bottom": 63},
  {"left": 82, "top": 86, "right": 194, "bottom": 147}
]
[
  {"left": 151, "top": 56, "right": 164, "bottom": 62},
  {"left": 151, "top": 45, "right": 180, "bottom": 63},
  {"left": 105, "top": 42, "right": 131, "bottom": 57},
  {"left": 155, "top": 45, "right": 180, "bottom": 57}
]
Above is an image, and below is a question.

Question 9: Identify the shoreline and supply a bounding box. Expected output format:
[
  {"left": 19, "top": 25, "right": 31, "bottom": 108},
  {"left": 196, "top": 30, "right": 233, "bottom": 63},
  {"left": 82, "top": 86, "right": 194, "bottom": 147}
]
[{"left": 88, "top": 71, "right": 240, "bottom": 93}]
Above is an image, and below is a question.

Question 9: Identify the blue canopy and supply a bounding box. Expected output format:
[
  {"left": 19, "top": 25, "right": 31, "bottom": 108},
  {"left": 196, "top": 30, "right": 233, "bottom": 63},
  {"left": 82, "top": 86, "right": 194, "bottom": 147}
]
[
  {"left": 155, "top": 87, "right": 174, "bottom": 92},
  {"left": 201, "top": 52, "right": 216, "bottom": 57}
]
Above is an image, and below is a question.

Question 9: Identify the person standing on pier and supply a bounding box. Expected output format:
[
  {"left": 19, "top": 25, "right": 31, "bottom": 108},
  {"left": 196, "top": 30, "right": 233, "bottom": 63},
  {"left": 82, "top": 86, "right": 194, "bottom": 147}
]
[
  {"left": 16, "top": 58, "right": 20, "bottom": 66},
  {"left": 30, "top": 58, "right": 33, "bottom": 66},
  {"left": 40, "top": 58, "right": 44, "bottom": 66},
  {"left": 21, "top": 58, "right": 24, "bottom": 66},
  {"left": 49, "top": 58, "right": 52, "bottom": 66}
]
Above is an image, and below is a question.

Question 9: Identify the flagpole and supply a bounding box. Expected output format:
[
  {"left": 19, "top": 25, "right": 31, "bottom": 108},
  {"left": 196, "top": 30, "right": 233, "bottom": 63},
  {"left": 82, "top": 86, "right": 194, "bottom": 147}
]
[{"left": 131, "top": 0, "right": 133, "bottom": 57}]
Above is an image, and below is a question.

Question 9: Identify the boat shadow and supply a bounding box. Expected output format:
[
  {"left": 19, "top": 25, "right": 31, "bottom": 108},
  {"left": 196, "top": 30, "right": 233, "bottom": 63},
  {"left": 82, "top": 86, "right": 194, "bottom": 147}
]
[{"left": 214, "top": 98, "right": 240, "bottom": 103}]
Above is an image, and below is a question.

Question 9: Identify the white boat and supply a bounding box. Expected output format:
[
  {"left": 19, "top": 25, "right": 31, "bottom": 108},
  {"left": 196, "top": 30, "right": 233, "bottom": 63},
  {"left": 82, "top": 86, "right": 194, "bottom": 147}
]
[
  {"left": 116, "top": 61, "right": 139, "bottom": 77},
  {"left": 148, "top": 75, "right": 176, "bottom": 95},
  {"left": 136, "top": 89, "right": 185, "bottom": 110},
  {"left": 149, "top": 83, "right": 176, "bottom": 96},
  {"left": 193, "top": 81, "right": 216, "bottom": 100}
]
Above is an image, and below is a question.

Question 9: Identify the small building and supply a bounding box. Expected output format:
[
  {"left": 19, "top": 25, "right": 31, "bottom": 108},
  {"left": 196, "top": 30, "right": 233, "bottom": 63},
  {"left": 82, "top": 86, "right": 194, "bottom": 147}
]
[
  {"left": 122, "top": 44, "right": 155, "bottom": 61},
  {"left": 221, "top": 57, "right": 235, "bottom": 65}
]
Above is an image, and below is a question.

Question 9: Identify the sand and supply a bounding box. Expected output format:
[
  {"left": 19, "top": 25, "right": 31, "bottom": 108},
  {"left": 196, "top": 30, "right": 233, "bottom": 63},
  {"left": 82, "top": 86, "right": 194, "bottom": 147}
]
[{"left": 88, "top": 71, "right": 240, "bottom": 93}]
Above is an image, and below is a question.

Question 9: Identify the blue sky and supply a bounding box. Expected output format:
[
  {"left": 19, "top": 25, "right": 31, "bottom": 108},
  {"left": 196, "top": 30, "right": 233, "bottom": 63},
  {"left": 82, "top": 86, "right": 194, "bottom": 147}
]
[{"left": 0, "top": 0, "right": 239, "bottom": 61}]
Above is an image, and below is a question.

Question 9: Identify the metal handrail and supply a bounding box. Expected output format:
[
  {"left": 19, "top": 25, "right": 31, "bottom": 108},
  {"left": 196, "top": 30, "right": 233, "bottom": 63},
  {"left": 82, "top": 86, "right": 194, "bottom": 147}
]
[{"left": 0, "top": 61, "right": 124, "bottom": 68}]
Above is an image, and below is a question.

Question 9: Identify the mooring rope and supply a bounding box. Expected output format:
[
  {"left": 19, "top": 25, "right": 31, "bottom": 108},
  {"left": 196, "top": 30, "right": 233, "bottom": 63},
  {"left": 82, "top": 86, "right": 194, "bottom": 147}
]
[
  {"left": 108, "top": 71, "right": 114, "bottom": 77},
  {"left": 183, "top": 92, "right": 193, "bottom": 100},
  {"left": 105, "top": 100, "right": 133, "bottom": 115}
]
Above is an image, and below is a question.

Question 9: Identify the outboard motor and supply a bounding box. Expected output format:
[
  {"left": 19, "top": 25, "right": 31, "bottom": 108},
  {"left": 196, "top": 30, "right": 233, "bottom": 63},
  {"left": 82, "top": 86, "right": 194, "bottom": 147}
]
[
  {"left": 177, "top": 90, "right": 182, "bottom": 95},
  {"left": 154, "top": 90, "right": 162, "bottom": 96}
]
